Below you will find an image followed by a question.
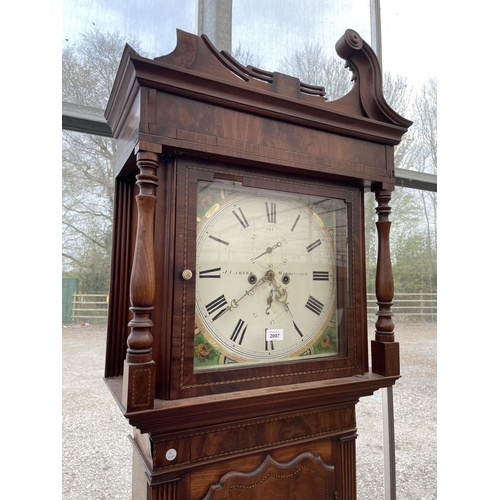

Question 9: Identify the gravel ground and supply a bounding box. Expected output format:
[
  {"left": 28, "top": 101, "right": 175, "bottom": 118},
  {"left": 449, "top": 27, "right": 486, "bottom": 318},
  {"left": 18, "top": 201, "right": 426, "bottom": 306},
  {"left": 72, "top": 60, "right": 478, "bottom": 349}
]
[
  {"left": 356, "top": 322, "right": 437, "bottom": 499},
  {"left": 62, "top": 321, "right": 436, "bottom": 499}
]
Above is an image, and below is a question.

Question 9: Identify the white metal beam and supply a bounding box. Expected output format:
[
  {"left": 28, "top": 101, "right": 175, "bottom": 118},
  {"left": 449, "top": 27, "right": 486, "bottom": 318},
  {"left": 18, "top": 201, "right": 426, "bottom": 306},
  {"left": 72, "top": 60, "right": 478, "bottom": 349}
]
[{"left": 197, "top": 0, "right": 232, "bottom": 53}]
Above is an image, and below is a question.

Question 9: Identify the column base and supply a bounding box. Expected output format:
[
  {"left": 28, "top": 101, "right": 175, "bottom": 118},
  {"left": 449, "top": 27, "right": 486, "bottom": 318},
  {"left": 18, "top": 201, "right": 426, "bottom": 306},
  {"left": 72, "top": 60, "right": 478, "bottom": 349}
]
[
  {"left": 371, "top": 340, "right": 400, "bottom": 377},
  {"left": 122, "top": 360, "right": 156, "bottom": 412}
]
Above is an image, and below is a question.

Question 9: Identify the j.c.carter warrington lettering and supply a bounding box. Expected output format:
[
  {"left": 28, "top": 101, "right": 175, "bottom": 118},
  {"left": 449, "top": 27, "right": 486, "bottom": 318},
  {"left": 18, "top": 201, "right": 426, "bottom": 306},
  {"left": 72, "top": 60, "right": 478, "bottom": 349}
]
[{"left": 221, "top": 270, "right": 308, "bottom": 276}]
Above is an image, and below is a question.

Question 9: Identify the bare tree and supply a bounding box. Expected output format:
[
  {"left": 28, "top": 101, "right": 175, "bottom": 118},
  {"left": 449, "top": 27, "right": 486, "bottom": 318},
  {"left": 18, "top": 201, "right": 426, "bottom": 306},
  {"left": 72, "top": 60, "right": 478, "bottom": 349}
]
[
  {"left": 62, "top": 31, "right": 437, "bottom": 295},
  {"left": 62, "top": 30, "right": 147, "bottom": 291},
  {"left": 412, "top": 77, "right": 437, "bottom": 289},
  {"left": 412, "top": 77, "right": 437, "bottom": 175},
  {"left": 383, "top": 73, "right": 415, "bottom": 170},
  {"left": 232, "top": 42, "right": 261, "bottom": 68},
  {"left": 278, "top": 43, "right": 437, "bottom": 293},
  {"left": 279, "top": 43, "right": 353, "bottom": 100}
]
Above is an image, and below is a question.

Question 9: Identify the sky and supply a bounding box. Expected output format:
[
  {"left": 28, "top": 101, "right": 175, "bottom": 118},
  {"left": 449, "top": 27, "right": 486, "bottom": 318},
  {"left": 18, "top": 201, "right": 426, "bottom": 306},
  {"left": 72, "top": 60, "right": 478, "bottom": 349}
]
[
  {"left": 380, "top": 0, "right": 438, "bottom": 86},
  {"left": 61, "top": 0, "right": 436, "bottom": 89},
  {"left": 231, "top": 0, "right": 371, "bottom": 70},
  {"left": 62, "top": 0, "right": 198, "bottom": 56}
]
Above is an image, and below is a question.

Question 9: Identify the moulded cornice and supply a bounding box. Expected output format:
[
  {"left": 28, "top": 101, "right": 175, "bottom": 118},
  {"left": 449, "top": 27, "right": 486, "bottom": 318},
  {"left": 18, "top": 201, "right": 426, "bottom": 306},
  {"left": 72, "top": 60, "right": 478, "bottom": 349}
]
[{"left": 105, "top": 29, "right": 412, "bottom": 146}]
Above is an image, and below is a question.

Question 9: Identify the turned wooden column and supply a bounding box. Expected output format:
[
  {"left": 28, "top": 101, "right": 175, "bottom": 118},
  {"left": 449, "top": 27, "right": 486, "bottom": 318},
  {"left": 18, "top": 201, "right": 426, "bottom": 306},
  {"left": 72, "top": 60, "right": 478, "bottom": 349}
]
[
  {"left": 122, "top": 144, "right": 161, "bottom": 412},
  {"left": 371, "top": 189, "right": 400, "bottom": 376}
]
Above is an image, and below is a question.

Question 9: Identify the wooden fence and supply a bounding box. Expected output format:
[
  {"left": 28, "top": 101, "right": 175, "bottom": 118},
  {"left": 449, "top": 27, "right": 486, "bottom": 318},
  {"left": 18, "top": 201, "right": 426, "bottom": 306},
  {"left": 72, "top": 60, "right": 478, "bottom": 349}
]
[
  {"left": 71, "top": 293, "right": 109, "bottom": 323},
  {"left": 367, "top": 292, "right": 437, "bottom": 321},
  {"left": 69, "top": 292, "right": 437, "bottom": 324}
]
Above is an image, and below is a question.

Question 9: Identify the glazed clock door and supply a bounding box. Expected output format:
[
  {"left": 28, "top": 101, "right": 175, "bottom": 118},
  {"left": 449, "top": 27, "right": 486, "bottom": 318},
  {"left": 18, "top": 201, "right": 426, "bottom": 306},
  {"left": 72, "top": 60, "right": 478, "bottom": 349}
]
[
  {"left": 169, "top": 160, "right": 366, "bottom": 399},
  {"left": 194, "top": 180, "right": 339, "bottom": 368}
]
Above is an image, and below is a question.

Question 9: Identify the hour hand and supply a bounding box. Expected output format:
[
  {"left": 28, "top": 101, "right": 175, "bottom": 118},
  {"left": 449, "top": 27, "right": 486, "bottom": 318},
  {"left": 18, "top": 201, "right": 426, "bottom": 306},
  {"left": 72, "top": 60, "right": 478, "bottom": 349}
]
[{"left": 252, "top": 241, "right": 282, "bottom": 262}]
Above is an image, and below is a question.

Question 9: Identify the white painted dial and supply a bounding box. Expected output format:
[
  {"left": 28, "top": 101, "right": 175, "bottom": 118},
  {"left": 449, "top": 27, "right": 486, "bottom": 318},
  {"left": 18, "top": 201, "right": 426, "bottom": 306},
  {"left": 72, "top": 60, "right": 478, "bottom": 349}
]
[{"left": 195, "top": 182, "right": 339, "bottom": 369}]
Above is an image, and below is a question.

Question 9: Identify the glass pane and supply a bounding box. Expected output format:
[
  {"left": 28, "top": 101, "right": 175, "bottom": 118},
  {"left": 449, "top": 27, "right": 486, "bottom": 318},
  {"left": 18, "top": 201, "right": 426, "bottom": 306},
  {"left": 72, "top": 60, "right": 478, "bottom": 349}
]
[
  {"left": 62, "top": 0, "right": 197, "bottom": 108},
  {"left": 380, "top": 0, "right": 437, "bottom": 181},
  {"left": 381, "top": 0, "right": 438, "bottom": 88},
  {"left": 62, "top": 0, "right": 197, "bottom": 57},
  {"left": 360, "top": 185, "right": 437, "bottom": 498},
  {"left": 232, "top": 0, "right": 370, "bottom": 99},
  {"left": 365, "top": 187, "right": 437, "bottom": 298},
  {"left": 62, "top": 130, "right": 116, "bottom": 292},
  {"left": 194, "top": 181, "right": 347, "bottom": 371}
]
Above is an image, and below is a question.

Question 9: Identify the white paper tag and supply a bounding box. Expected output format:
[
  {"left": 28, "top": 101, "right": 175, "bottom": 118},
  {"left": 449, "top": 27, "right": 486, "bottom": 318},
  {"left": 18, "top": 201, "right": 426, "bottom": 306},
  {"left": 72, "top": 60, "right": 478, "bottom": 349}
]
[{"left": 266, "top": 329, "right": 284, "bottom": 341}]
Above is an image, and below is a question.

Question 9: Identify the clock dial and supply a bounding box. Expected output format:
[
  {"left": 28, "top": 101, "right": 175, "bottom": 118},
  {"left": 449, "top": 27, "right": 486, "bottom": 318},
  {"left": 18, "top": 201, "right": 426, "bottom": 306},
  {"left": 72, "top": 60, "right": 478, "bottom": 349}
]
[{"left": 194, "top": 181, "right": 344, "bottom": 370}]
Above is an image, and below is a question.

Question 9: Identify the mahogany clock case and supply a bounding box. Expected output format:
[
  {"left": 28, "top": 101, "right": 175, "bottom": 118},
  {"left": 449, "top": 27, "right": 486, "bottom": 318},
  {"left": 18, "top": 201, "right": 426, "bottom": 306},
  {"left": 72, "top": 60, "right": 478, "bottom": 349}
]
[
  {"left": 102, "top": 28, "right": 410, "bottom": 500},
  {"left": 104, "top": 28, "right": 411, "bottom": 406}
]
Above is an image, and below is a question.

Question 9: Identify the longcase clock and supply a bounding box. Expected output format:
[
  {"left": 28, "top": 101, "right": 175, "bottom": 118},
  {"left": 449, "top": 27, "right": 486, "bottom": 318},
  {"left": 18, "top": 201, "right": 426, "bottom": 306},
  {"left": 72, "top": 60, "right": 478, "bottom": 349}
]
[{"left": 104, "top": 28, "right": 411, "bottom": 499}]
